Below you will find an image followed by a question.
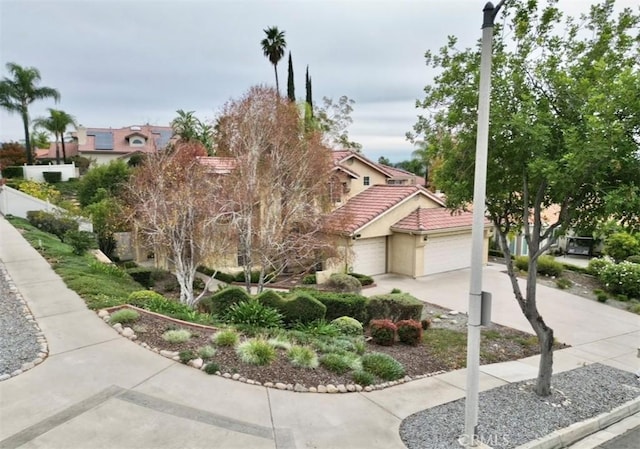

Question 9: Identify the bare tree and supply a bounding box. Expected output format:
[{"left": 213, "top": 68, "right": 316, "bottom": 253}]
[
  {"left": 125, "top": 143, "right": 231, "bottom": 306},
  {"left": 216, "top": 86, "right": 336, "bottom": 292}
]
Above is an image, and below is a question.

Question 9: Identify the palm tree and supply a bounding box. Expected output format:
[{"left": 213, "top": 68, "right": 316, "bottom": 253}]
[
  {"left": 411, "top": 140, "right": 431, "bottom": 188},
  {"left": 0, "top": 63, "right": 60, "bottom": 165},
  {"left": 34, "top": 109, "right": 77, "bottom": 164},
  {"left": 261, "top": 27, "right": 287, "bottom": 93}
]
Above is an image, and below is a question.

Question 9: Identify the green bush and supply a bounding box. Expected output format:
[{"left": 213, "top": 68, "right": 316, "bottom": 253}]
[
  {"left": 514, "top": 256, "right": 529, "bottom": 271},
  {"left": 162, "top": 329, "right": 192, "bottom": 343},
  {"left": 366, "top": 293, "right": 423, "bottom": 322},
  {"left": 26, "top": 210, "right": 78, "bottom": 242},
  {"left": 598, "top": 261, "right": 640, "bottom": 298},
  {"left": 126, "top": 267, "right": 157, "bottom": 288},
  {"left": 350, "top": 273, "right": 374, "bottom": 286},
  {"left": 626, "top": 255, "right": 640, "bottom": 264},
  {"left": 214, "top": 271, "right": 236, "bottom": 284},
  {"left": 302, "top": 274, "right": 317, "bottom": 284},
  {"left": 352, "top": 370, "right": 376, "bottom": 386},
  {"left": 396, "top": 319, "right": 423, "bottom": 345},
  {"left": 319, "top": 353, "right": 356, "bottom": 374},
  {"left": 197, "top": 345, "right": 217, "bottom": 359},
  {"left": 225, "top": 300, "right": 284, "bottom": 328},
  {"left": 604, "top": 232, "right": 640, "bottom": 262},
  {"left": 292, "top": 320, "right": 339, "bottom": 337},
  {"left": 596, "top": 292, "right": 608, "bottom": 303},
  {"left": 90, "top": 260, "right": 128, "bottom": 278},
  {"left": 588, "top": 257, "right": 614, "bottom": 276},
  {"left": 236, "top": 339, "right": 276, "bottom": 365},
  {"left": 280, "top": 292, "right": 327, "bottom": 324},
  {"left": 200, "top": 286, "right": 251, "bottom": 315},
  {"left": 537, "top": 256, "right": 564, "bottom": 277},
  {"left": 369, "top": 319, "right": 397, "bottom": 346},
  {"left": 211, "top": 329, "right": 239, "bottom": 347},
  {"left": 1, "top": 166, "right": 23, "bottom": 179},
  {"left": 326, "top": 273, "right": 362, "bottom": 293},
  {"left": 64, "top": 230, "right": 96, "bottom": 255},
  {"left": 331, "top": 316, "right": 364, "bottom": 336},
  {"left": 203, "top": 362, "right": 219, "bottom": 374},
  {"left": 555, "top": 278, "right": 573, "bottom": 290},
  {"left": 287, "top": 346, "right": 319, "bottom": 368},
  {"left": 307, "top": 291, "right": 368, "bottom": 322},
  {"left": 361, "top": 352, "right": 405, "bottom": 381},
  {"left": 179, "top": 350, "right": 196, "bottom": 364},
  {"left": 77, "top": 160, "right": 131, "bottom": 207},
  {"left": 109, "top": 308, "right": 140, "bottom": 324},
  {"left": 235, "top": 270, "right": 274, "bottom": 284},
  {"left": 256, "top": 290, "right": 285, "bottom": 310},
  {"left": 127, "top": 290, "right": 166, "bottom": 307},
  {"left": 42, "top": 171, "right": 62, "bottom": 183}
]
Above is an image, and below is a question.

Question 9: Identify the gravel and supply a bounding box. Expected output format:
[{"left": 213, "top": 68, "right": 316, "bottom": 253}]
[
  {"left": 400, "top": 363, "right": 640, "bottom": 449},
  {"left": 0, "top": 262, "right": 41, "bottom": 376}
]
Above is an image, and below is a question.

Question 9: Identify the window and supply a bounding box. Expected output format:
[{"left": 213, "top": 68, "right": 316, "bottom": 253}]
[
  {"left": 130, "top": 138, "right": 144, "bottom": 146},
  {"left": 363, "top": 176, "right": 370, "bottom": 186}
]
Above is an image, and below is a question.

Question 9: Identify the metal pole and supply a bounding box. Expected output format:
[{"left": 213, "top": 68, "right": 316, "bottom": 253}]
[{"left": 463, "top": 1, "right": 504, "bottom": 446}]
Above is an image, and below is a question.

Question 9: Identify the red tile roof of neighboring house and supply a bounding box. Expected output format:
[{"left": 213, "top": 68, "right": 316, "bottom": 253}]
[
  {"left": 197, "top": 157, "right": 237, "bottom": 174},
  {"left": 77, "top": 125, "right": 174, "bottom": 155},
  {"left": 35, "top": 141, "right": 79, "bottom": 160},
  {"left": 330, "top": 185, "right": 444, "bottom": 234},
  {"left": 392, "top": 207, "right": 490, "bottom": 232}
]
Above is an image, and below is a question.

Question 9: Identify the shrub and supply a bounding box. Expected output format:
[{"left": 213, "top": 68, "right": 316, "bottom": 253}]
[
  {"left": 596, "top": 292, "right": 608, "bottom": 303},
  {"left": 109, "top": 308, "right": 140, "bottom": 324},
  {"left": 330, "top": 316, "right": 364, "bottom": 336},
  {"left": 197, "top": 345, "right": 217, "bottom": 359},
  {"left": 352, "top": 370, "right": 376, "bottom": 386},
  {"left": 211, "top": 329, "right": 239, "bottom": 347},
  {"left": 292, "top": 320, "right": 339, "bottom": 337},
  {"left": 26, "top": 210, "right": 78, "bottom": 241},
  {"left": 90, "top": 260, "right": 128, "bottom": 278},
  {"left": 627, "top": 255, "right": 640, "bottom": 264},
  {"left": 390, "top": 288, "right": 402, "bottom": 294},
  {"left": 307, "top": 291, "right": 368, "bottom": 322},
  {"left": 77, "top": 160, "right": 131, "bottom": 207},
  {"left": 162, "top": 329, "right": 192, "bottom": 343},
  {"left": 361, "top": 352, "right": 405, "bottom": 381},
  {"left": 536, "top": 256, "right": 564, "bottom": 277},
  {"left": 225, "top": 300, "right": 284, "bottom": 328},
  {"left": 366, "top": 293, "right": 423, "bottom": 322},
  {"left": 1, "top": 166, "right": 23, "bottom": 178},
  {"left": 280, "top": 292, "right": 327, "bottom": 324},
  {"left": 287, "top": 346, "right": 319, "bottom": 368},
  {"left": 17, "top": 180, "right": 61, "bottom": 202},
  {"left": 236, "top": 339, "right": 277, "bottom": 365},
  {"left": 267, "top": 336, "right": 292, "bottom": 350},
  {"left": 214, "top": 271, "right": 236, "bottom": 284},
  {"left": 64, "top": 230, "right": 97, "bottom": 255},
  {"left": 396, "top": 319, "right": 423, "bottom": 345},
  {"left": 555, "top": 278, "right": 573, "bottom": 290},
  {"left": 599, "top": 261, "right": 640, "bottom": 298},
  {"left": 302, "top": 274, "right": 317, "bottom": 284},
  {"left": 514, "top": 256, "right": 529, "bottom": 271},
  {"left": 200, "top": 286, "right": 251, "bottom": 315},
  {"left": 421, "top": 318, "right": 432, "bottom": 330},
  {"left": 319, "top": 353, "right": 355, "bottom": 374},
  {"left": 628, "top": 303, "right": 640, "bottom": 315},
  {"left": 203, "top": 362, "right": 220, "bottom": 374},
  {"left": 42, "top": 171, "right": 62, "bottom": 183},
  {"left": 257, "top": 290, "right": 285, "bottom": 310},
  {"left": 235, "top": 270, "right": 274, "bottom": 284},
  {"left": 326, "top": 273, "right": 362, "bottom": 293},
  {"left": 588, "top": 257, "right": 614, "bottom": 276},
  {"left": 126, "top": 267, "right": 155, "bottom": 288},
  {"left": 127, "top": 290, "right": 166, "bottom": 307},
  {"left": 350, "top": 273, "right": 374, "bottom": 286},
  {"left": 369, "top": 319, "right": 397, "bottom": 346},
  {"left": 179, "top": 350, "right": 196, "bottom": 364},
  {"left": 604, "top": 232, "right": 640, "bottom": 262}
]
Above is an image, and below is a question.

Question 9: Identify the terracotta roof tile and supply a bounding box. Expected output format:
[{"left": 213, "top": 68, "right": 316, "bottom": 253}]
[
  {"left": 78, "top": 125, "right": 173, "bottom": 154},
  {"left": 330, "top": 185, "right": 427, "bottom": 233},
  {"left": 197, "top": 157, "right": 237, "bottom": 174},
  {"left": 392, "top": 207, "right": 489, "bottom": 232}
]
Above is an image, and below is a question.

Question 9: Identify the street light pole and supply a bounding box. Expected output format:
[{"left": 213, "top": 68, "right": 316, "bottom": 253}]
[{"left": 463, "top": 1, "right": 506, "bottom": 447}]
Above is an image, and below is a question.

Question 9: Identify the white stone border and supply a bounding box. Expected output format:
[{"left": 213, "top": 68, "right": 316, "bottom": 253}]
[
  {"left": 99, "top": 305, "right": 445, "bottom": 393},
  {"left": 0, "top": 265, "right": 49, "bottom": 381}
]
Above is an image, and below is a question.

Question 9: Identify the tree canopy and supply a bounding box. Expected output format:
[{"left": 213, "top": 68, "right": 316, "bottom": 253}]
[
  {"left": 33, "top": 108, "right": 77, "bottom": 164},
  {"left": 261, "top": 26, "right": 287, "bottom": 93},
  {"left": 411, "top": 0, "right": 640, "bottom": 395}
]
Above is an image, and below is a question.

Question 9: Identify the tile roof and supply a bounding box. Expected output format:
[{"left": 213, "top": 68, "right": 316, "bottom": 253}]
[
  {"left": 330, "top": 185, "right": 428, "bottom": 233},
  {"left": 35, "top": 141, "right": 79, "bottom": 160},
  {"left": 392, "top": 207, "right": 488, "bottom": 232},
  {"left": 77, "top": 125, "right": 174, "bottom": 154},
  {"left": 197, "top": 157, "right": 237, "bottom": 174}
]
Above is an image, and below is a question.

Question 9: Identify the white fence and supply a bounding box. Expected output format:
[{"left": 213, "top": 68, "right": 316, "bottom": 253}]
[
  {"left": 21, "top": 163, "right": 78, "bottom": 182},
  {"left": 0, "top": 185, "right": 92, "bottom": 231}
]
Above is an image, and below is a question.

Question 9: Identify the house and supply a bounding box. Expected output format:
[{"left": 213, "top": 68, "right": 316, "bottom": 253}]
[
  {"left": 327, "top": 150, "right": 491, "bottom": 277},
  {"left": 36, "top": 124, "right": 174, "bottom": 165}
]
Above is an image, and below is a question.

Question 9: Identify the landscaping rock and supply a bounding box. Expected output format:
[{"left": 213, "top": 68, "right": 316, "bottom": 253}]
[
  {"left": 160, "top": 350, "right": 178, "bottom": 358},
  {"left": 337, "top": 384, "right": 347, "bottom": 393},
  {"left": 121, "top": 327, "right": 135, "bottom": 338},
  {"left": 98, "top": 310, "right": 109, "bottom": 318},
  {"left": 347, "top": 384, "right": 356, "bottom": 392},
  {"left": 232, "top": 373, "right": 241, "bottom": 380},
  {"left": 294, "top": 383, "right": 308, "bottom": 393},
  {"left": 112, "top": 323, "right": 123, "bottom": 333},
  {"left": 326, "top": 384, "right": 338, "bottom": 393},
  {"left": 189, "top": 358, "right": 203, "bottom": 369},
  {"left": 309, "top": 387, "right": 317, "bottom": 393},
  {"left": 317, "top": 385, "right": 327, "bottom": 393},
  {"left": 275, "top": 382, "right": 287, "bottom": 390}
]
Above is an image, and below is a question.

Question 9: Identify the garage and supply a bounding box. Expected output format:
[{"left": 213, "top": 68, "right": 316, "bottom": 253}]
[
  {"left": 352, "top": 236, "right": 386, "bottom": 275},
  {"left": 423, "top": 233, "right": 472, "bottom": 276}
]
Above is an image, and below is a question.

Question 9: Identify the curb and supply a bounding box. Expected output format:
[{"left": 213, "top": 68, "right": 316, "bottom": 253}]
[{"left": 513, "top": 396, "right": 640, "bottom": 449}]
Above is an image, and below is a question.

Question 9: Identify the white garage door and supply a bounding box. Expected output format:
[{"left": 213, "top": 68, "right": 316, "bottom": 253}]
[
  {"left": 352, "top": 237, "right": 386, "bottom": 275},
  {"left": 423, "top": 233, "right": 472, "bottom": 276}
]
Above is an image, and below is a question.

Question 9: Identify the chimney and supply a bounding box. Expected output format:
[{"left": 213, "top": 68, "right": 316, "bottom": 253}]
[{"left": 77, "top": 125, "right": 87, "bottom": 145}]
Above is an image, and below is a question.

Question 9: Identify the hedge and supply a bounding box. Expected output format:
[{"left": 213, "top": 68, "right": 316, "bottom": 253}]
[
  {"left": 199, "top": 286, "right": 251, "bottom": 316},
  {"left": 26, "top": 210, "right": 78, "bottom": 242},
  {"left": 280, "top": 292, "right": 326, "bottom": 324},
  {"left": 126, "top": 267, "right": 155, "bottom": 288},
  {"left": 366, "top": 293, "right": 423, "bottom": 323},
  {"left": 326, "top": 273, "right": 362, "bottom": 293},
  {"left": 1, "top": 166, "right": 23, "bottom": 179},
  {"left": 304, "top": 291, "right": 368, "bottom": 323},
  {"left": 42, "top": 171, "right": 62, "bottom": 183},
  {"left": 350, "top": 272, "right": 374, "bottom": 286}
]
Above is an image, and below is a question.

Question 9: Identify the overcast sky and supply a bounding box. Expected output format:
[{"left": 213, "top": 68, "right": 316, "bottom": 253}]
[{"left": 0, "top": 0, "right": 636, "bottom": 162}]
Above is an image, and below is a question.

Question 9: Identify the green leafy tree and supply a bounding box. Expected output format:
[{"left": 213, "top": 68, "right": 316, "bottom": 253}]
[
  {"left": 33, "top": 108, "right": 77, "bottom": 164},
  {"left": 604, "top": 232, "right": 640, "bottom": 262},
  {"left": 287, "top": 51, "right": 295, "bottom": 102},
  {"left": 77, "top": 160, "right": 131, "bottom": 207},
  {"left": 171, "top": 109, "right": 214, "bottom": 155},
  {"left": 411, "top": 0, "right": 640, "bottom": 396},
  {"left": 313, "top": 96, "right": 362, "bottom": 151},
  {"left": 0, "top": 63, "right": 60, "bottom": 165},
  {"left": 261, "top": 26, "right": 287, "bottom": 93},
  {"left": 30, "top": 128, "right": 50, "bottom": 149},
  {"left": 305, "top": 66, "right": 313, "bottom": 124},
  {"left": 377, "top": 156, "right": 392, "bottom": 166}
]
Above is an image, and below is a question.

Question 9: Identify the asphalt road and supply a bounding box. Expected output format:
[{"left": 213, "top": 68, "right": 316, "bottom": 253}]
[{"left": 597, "top": 425, "right": 640, "bottom": 449}]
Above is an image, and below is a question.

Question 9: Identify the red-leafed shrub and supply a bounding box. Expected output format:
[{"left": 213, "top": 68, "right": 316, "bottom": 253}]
[
  {"left": 369, "top": 319, "right": 397, "bottom": 346},
  {"left": 396, "top": 319, "right": 423, "bottom": 346}
]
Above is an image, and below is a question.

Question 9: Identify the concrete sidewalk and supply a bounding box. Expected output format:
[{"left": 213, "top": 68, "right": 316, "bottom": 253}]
[{"left": 1, "top": 215, "right": 638, "bottom": 449}]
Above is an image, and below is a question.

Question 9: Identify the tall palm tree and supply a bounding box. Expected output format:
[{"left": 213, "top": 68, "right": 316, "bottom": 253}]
[
  {"left": 411, "top": 140, "right": 431, "bottom": 188},
  {"left": 261, "top": 27, "right": 286, "bottom": 93},
  {"left": 0, "top": 63, "right": 60, "bottom": 165},
  {"left": 34, "top": 109, "right": 77, "bottom": 164}
]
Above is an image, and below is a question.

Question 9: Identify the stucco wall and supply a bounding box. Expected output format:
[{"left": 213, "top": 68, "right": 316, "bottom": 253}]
[
  {"left": 23, "top": 163, "right": 77, "bottom": 182},
  {"left": 343, "top": 159, "right": 387, "bottom": 199}
]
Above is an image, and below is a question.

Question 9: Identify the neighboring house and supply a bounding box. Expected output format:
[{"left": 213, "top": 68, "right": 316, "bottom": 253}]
[
  {"left": 327, "top": 150, "right": 490, "bottom": 277},
  {"left": 36, "top": 124, "right": 174, "bottom": 165}
]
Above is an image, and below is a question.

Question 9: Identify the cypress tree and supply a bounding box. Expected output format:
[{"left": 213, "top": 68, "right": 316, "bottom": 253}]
[
  {"left": 305, "top": 65, "right": 313, "bottom": 115},
  {"left": 287, "top": 51, "right": 295, "bottom": 102}
]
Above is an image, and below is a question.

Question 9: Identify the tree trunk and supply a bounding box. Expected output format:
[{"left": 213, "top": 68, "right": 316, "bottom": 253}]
[
  {"left": 274, "top": 64, "right": 280, "bottom": 94},
  {"left": 61, "top": 136, "right": 67, "bottom": 164},
  {"left": 55, "top": 132, "right": 61, "bottom": 165},
  {"left": 22, "top": 108, "right": 33, "bottom": 165}
]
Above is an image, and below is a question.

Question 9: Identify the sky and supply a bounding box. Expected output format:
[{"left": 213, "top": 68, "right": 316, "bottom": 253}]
[{"left": 0, "top": 0, "right": 637, "bottom": 163}]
